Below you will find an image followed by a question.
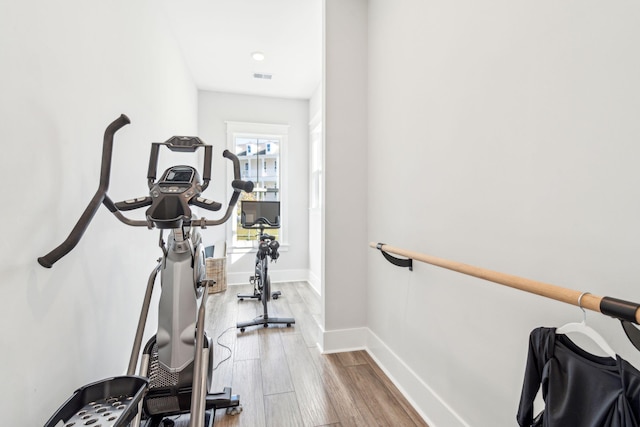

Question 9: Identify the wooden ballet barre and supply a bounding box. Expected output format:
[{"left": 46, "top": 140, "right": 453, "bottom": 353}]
[{"left": 370, "top": 242, "right": 640, "bottom": 325}]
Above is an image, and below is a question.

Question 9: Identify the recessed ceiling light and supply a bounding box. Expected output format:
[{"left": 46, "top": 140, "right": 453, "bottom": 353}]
[{"left": 252, "top": 51, "right": 265, "bottom": 61}]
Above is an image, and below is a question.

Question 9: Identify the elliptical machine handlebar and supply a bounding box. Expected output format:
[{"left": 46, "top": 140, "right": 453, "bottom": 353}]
[
  {"left": 37, "top": 114, "right": 131, "bottom": 268},
  {"left": 193, "top": 152, "right": 253, "bottom": 227},
  {"left": 224, "top": 149, "right": 255, "bottom": 193},
  {"left": 38, "top": 115, "right": 254, "bottom": 268}
]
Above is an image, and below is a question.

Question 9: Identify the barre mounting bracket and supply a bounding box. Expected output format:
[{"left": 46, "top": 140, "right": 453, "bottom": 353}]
[
  {"left": 599, "top": 296, "right": 640, "bottom": 353},
  {"left": 376, "top": 243, "right": 413, "bottom": 271}
]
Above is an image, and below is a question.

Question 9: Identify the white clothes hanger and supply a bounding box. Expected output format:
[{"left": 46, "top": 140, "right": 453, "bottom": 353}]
[{"left": 556, "top": 292, "right": 616, "bottom": 359}]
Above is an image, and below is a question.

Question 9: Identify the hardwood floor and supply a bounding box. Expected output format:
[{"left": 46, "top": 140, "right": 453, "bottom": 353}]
[{"left": 205, "top": 281, "right": 429, "bottom": 427}]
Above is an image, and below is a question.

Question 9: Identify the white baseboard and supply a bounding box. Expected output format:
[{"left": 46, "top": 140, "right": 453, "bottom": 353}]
[
  {"left": 320, "top": 327, "right": 469, "bottom": 427},
  {"left": 223, "top": 278, "right": 466, "bottom": 426},
  {"left": 307, "top": 270, "right": 321, "bottom": 295},
  {"left": 319, "top": 327, "right": 368, "bottom": 354}
]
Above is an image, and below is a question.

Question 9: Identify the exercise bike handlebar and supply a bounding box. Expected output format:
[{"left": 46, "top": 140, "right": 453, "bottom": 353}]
[
  {"left": 252, "top": 217, "right": 278, "bottom": 227},
  {"left": 37, "top": 114, "right": 131, "bottom": 268}
]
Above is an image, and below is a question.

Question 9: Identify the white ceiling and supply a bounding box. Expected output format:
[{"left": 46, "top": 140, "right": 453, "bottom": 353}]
[{"left": 162, "top": 0, "right": 323, "bottom": 100}]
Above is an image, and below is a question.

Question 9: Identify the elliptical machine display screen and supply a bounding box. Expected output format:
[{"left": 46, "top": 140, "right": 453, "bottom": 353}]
[
  {"left": 164, "top": 167, "right": 194, "bottom": 183},
  {"left": 156, "top": 166, "right": 199, "bottom": 196}
]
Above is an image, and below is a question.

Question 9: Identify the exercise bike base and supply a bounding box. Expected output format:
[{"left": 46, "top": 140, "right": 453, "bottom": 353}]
[
  {"left": 237, "top": 316, "right": 295, "bottom": 332},
  {"left": 237, "top": 290, "right": 281, "bottom": 301}
]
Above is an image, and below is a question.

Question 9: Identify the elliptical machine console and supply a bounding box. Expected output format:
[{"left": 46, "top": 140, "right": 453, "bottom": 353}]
[{"left": 39, "top": 115, "right": 253, "bottom": 427}]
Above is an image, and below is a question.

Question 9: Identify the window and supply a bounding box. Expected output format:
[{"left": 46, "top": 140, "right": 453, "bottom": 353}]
[
  {"left": 235, "top": 137, "right": 281, "bottom": 243},
  {"left": 226, "top": 122, "right": 289, "bottom": 250}
]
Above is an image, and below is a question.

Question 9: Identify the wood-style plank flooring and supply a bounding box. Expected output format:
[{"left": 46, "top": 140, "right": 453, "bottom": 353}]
[{"left": 204, "top": 281, "right": 429, "bottom": 427}]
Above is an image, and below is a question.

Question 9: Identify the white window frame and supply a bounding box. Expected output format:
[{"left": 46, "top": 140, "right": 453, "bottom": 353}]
[
  {"left": 226, "top": 121, "right": 289, "bottom": 253},
  {"left": 309, "top": 117, "right": 323, "bottom": 211}
]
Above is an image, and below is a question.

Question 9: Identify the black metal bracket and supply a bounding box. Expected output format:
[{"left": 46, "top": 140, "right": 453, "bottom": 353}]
[
  {"left": 621, "top": 320, "right": 640, "bottom": 353},
  {"left": 600, "top": 296, "right": 640, "bottom": 353},
  {"left": 600, "top": 296, "right": 640, "bottom": 323},
  {"left": 376, "top": 243, "right": 413, "bottom": 271}
]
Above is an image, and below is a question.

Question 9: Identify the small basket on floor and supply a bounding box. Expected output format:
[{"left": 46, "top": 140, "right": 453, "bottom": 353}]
[{"left": 206, "top": 257, "right": 227, "bottom": 293}]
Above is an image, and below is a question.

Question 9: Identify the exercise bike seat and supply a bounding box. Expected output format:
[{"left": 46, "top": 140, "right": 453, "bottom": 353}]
[{"left": 259, "top": 233, "right": 276, "bottom": 241}]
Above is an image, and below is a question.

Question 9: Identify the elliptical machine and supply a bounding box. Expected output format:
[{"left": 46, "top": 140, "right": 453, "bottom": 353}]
[{"left": 39, "top": 114, "right": 254, "bottom": 427}]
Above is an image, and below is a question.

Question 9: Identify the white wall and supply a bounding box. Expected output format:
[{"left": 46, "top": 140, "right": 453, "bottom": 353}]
[
  {"left": 322, "top": 0, "right": 369, "bottom": 342},
  {"left": 366, "top": 1, "right": 640, "bottom": 425},
  {"left": 197, "top": 91, "right": 310, "bottom": 284},
  {"left": 0, "top": 1, "right": 197, "bottom": 425}
]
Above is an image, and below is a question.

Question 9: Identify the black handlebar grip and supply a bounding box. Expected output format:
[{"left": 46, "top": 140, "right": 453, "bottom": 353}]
[
  {"left": 232, "top": 179, "right": 254, "bottom": 193},
  {"left": 38, "top": 185, "right": 105, "bottom": 268},
  {"left": 223, "top": 149, "right": 241, "bottom": 180},
  {"left": 38, "top": 114, "right": 131, "bottom": 268},
  {"left": 203, "top": 145, "right": 212, "bottom": 183},
  {"left": 147, "top": 142, "right": 160, "bottom": 183},
  {"left": 223, "top": 149, "right": 253, "bottom": 192},
  {"left": 99, "top": 114, "right": 130, "bottom": 192}
]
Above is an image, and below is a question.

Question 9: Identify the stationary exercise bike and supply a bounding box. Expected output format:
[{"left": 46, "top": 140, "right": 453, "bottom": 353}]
[
  {"left": 236, "top": 201, "right": 295, "bottom": 332},
  {"left": 39, "top": 114, "right": 254, "bottom": 427}
]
